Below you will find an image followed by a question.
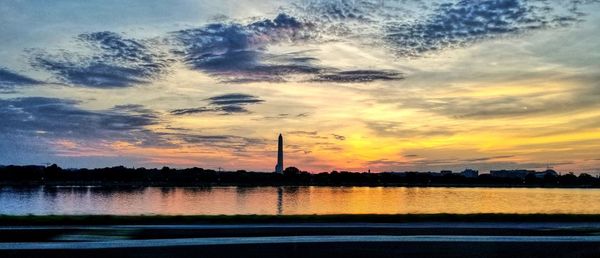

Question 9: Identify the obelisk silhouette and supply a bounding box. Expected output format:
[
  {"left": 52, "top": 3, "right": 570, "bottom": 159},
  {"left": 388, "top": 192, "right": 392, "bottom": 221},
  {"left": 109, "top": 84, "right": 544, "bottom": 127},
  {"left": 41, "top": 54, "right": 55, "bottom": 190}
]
[{"left": 275, "top": 134, "right": 284, "bottom": 173}]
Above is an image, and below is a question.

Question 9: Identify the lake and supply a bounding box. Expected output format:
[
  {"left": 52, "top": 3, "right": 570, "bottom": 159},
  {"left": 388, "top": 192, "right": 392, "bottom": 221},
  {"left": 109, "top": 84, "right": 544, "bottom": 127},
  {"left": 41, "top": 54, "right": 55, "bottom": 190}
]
[{"left": 1, "top": 186, "right": 599, "bottom": 215}]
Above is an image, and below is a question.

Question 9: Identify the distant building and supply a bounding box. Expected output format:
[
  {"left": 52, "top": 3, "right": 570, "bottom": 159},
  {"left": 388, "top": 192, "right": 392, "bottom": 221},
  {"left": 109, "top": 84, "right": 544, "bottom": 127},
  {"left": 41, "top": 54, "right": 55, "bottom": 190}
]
[
  {"left": 440, "top": 170, "right": 453, "bottom": 176},
  {"left": 535, "top": 169, "right": 558, "bottom": 179},
  {"left": 490, "top": 169, "right": 535, "bottom": 179},
  {"left": 428, "top": 172, "right": 443, "bottom": 177},
  {"left": 274, "top": 134, "right": 284, "bottom": 173},
  {"left": 460, "top": 169, "right": 479, "bottom": 178}
]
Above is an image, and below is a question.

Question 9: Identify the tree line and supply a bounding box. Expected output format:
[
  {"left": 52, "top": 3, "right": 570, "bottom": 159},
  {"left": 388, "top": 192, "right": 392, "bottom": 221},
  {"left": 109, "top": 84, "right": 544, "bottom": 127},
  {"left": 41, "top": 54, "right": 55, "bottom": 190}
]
[{"left": 0, "top": 164, "right": 598, "bottom": 187}]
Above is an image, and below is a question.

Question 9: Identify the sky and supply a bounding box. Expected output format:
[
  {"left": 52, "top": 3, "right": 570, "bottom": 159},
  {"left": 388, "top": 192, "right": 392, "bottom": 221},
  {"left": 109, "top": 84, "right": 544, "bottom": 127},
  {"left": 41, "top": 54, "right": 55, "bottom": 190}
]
[{"left": 1, "top": 0, "right": 600, "bottom": 173}]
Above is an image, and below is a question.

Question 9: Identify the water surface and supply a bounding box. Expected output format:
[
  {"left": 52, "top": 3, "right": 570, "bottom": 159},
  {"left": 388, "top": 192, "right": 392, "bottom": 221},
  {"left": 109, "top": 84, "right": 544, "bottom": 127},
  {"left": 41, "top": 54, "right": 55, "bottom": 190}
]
[{"left": 1, "top": 186, "right": 599, "bottom": 215}]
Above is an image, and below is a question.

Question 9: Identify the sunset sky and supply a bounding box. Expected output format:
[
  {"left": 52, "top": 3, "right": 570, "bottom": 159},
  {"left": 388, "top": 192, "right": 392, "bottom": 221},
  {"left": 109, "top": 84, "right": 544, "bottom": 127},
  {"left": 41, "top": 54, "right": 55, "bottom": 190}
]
[{"left": 1, "top": 0, "right": 600, "bottom": 173}]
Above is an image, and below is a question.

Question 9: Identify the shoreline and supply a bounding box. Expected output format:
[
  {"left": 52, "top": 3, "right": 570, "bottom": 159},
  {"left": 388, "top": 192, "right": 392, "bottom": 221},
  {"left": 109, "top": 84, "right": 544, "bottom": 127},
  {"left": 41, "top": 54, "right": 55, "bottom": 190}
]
[
  {"left": 1, "top": 182, "right": 599, "bottom": 189},
  {"left": 3, "top": 214, "right": 600, "bottom": 225}
]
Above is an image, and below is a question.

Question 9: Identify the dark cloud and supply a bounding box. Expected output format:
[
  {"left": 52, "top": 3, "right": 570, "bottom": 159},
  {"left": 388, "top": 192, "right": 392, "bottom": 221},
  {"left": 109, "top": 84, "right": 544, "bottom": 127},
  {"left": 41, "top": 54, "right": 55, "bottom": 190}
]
[
  {"left": 385, "top": 0, "right": 586, "bottom": 56},
  {"left": 173, "top": 13, "right": 405, "bottom": 83},
  {"left": 170, "top": 106, "right": 249, "bottom": 115},
  {"left": 0, "top": 97, "right": 164, "bottom": 146},
  {"left": 111, "top": 104, "right": 156, "bottom": 114},
  {"left": 312, "top": 70, "right": 404, "bottom": 83},
  {"left": 366, "top": 159, "right": 409, "bottom": 168},
  {"left": 332, "top": 134, "right": 346, "bottom": 141},
  {"left": 292, "top": 0, "right": 597, "bottom": 58},
  {"left": 286, "top": 130, "right": 329, "bottom": 139},
  {"left": 288, "top": 130, "right": 318, "bottom": 136},
  {"left": 0, "top": 97, "right": 269, "bottom": 157},
  {"left": 0, "top": 68, "right": 42, "bottom": 91},
  {"left": 30, "top": 31, "right": 171, "bottom": 88},
  {"left": 218, "top": 105, "right": 248, "bottom": 113},
  {"left": 207, "top": 93, "right": 265, "bottom": 106},
  {"left": 173, "top": 13, "right": 321, "bottom": 83},
  {"left": 170, "top": 93, "right": 264, "bottom": 116},
  {"left": 291, "top": 0, "right": 411, "bottom": 34},
  {"left": 174, "top": 134, "right": 266, "bottom": 152},
  {"left": 170, "top": 107, "right": 215, "bottom": 116},
  {"left": 22, "top": 12, "right": 406, "bottom": 86},
  {"left": 462, "top": 155, "right": 515, "bottom": 162},
  {"left": 257, "top": 113, "right": 290, "bottom": 120}
]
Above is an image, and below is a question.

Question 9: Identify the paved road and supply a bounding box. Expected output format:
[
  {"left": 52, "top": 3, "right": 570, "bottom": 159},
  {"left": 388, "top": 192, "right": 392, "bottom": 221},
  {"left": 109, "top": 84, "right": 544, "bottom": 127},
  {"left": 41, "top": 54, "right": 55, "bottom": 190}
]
[{"left": 1, "top": 223, "right": 600, "bottom": 257}]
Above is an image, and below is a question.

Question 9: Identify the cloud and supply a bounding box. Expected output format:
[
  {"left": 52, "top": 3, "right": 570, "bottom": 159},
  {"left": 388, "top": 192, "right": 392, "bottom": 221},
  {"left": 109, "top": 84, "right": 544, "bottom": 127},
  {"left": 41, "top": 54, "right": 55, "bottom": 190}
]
[
  {"left": 172, "top": 13, "right": 322, "bottom": 83},
  {"left": 22, "top": 11, "right": 407, "bottom": 86},
  {"left": 365, "top": 157, "right": 569, "bottom": 172},
  {"left": 290, "top": 0, "right": 412, "bottom": 34},
  {"left": 172, "top": 134, "right": 267, "bottom": 152},
  {"left": 207, "top": 93, "right": 265, "bottom": 105},
  {"left": 170, "top": 105, "right": 249, "bottom": 115},
  {"left": 385, "top": 0, "right": 587, "bottom": 56},
  {"left": 170, "top": 93, "right": 265, "bottom": 116},
  {"left": 0, "top": 67, "right": 42, "bottom": 91},
  {"left": 401, "top": 90, "right": 600, "bottom": 119},
  {"left": 366, "top": 121, "right": 458, "bottom": 138},
  {"left": 312, "top": 70, "right": 404, "bottom": 83},
  {"left": 288, "top": 130, "right": 318, "bottom": 136},
  {"left": 0, "top": 97, "right": 274, "bottom": 156},
  {"left": 293, "top": 0, "right": 596, "bottom": 58},
  {"left": 332, "top": 134, "right": 346, "bottom": 141},
  {"left": 292, "top": 0, "right": 380, "bottom": 23},
  {"left": 462, "top": 155, "right": 515, "bottom": 162},
  {"left": 173, "top": 13, "right": 405, "bottom": 83},
  {"left": 30, "top": 31, "right": 171, "bottom": 88},
  {"left": 0, "top": 97, "right": 163, "bottom": 145},
  {"left": 258, "top": 113, "right": 290, "bottom": 120},
  {"left": 170, "top": 107, "right": 214, "bottom": 115}
]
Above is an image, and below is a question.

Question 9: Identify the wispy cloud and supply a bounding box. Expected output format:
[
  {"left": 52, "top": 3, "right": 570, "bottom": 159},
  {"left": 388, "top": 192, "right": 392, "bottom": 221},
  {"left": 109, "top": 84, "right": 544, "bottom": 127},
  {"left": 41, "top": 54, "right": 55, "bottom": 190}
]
[
  {"left": 462, "top": 155, "right": 515, "bottom": 162},
  {"left": 293, "top": 0, "right": 594, "bottom": 57},
  {"left": 206, "top": 93, "right": 265, "bottom": 105},
  {"left": 393, "top": 87, "right": 600, "bottom": 120},
  {"left": 288, "top": 130, "right": 318, "bottom": 136},
  {"left": 385, "top": 0, "right": 586, "bottom": 56},
  {"left": 172, "top": 13, "right": 321, "bottom": 83},
  {"left": 172, "top": 134, "right": 267, "bottom": 152},
  {"left": 172, "top": 13, "right": 406, "bottom": 83},
  {"left": 170, "top": 93, "right": 265, "bottom": 116},
  {"left": 0, "top": 67, "right": 42, "bottom": 91},
  {"left": 30, "top": 31, "right": 172, "bottom": 88},
  {"left": 312, "top": 70, "right": 403, "bottom": 83},
  {"left": 0, "top": 97, "right": 166, "bottom": 146},
  {"left": 332, "top": 134, "right": 346, "bottom": 141}
]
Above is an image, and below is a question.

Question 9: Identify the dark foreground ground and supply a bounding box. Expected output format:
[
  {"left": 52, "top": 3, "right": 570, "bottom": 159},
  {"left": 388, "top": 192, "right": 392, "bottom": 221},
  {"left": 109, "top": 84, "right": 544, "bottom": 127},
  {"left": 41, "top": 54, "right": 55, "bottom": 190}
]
[{"left": 1, "top": 214, "right": 600, "bottom": 258}]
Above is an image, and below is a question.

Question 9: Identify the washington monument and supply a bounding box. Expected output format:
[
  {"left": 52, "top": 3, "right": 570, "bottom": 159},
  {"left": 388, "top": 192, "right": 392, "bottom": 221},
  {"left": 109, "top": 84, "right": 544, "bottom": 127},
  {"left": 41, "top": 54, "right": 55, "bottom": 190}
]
[{"left": 275, "top": 133, "right": 284, "bottom": 173}]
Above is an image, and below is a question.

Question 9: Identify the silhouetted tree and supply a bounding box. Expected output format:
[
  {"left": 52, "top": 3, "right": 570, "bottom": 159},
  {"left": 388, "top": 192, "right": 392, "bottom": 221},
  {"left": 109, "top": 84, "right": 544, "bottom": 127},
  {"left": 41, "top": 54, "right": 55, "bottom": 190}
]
[
  {"left": 43, "top": 164, "right": 62, "bottom": 180},
  {"left": 578, "top": 173, "right": 596, "bottom": 185},
  {"left": 543, "top": 173, "right": 558, "bottom": 185},
  {"left": 524, "top": 173, "right": 537, "bottom": 185},
  {"left": 283, "top": 167, "right": 301, "bottom": 176},
  {"left": 0, "top": 164, "right": 599, "bottom": 187},
  {"left": 559, "top": 172, "right": 578, "bottom": 185}
]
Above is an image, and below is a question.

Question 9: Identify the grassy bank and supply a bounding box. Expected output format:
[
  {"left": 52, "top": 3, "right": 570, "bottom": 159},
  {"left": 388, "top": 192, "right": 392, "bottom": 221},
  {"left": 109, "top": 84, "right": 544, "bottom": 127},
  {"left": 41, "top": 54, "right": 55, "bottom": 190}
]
[{"left": 2, "top": 213, "right": 600, "bottom": 225}]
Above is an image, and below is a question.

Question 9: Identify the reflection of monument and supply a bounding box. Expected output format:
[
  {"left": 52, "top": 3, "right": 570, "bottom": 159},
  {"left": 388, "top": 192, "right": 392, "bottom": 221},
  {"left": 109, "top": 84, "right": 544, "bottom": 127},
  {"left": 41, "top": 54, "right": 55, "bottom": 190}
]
[
  {"left": 277, "top": 187, "right": 283, "bottom": 215},
  {"left": 275, "top": 134, "right": 284, "bottom": 173}
]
